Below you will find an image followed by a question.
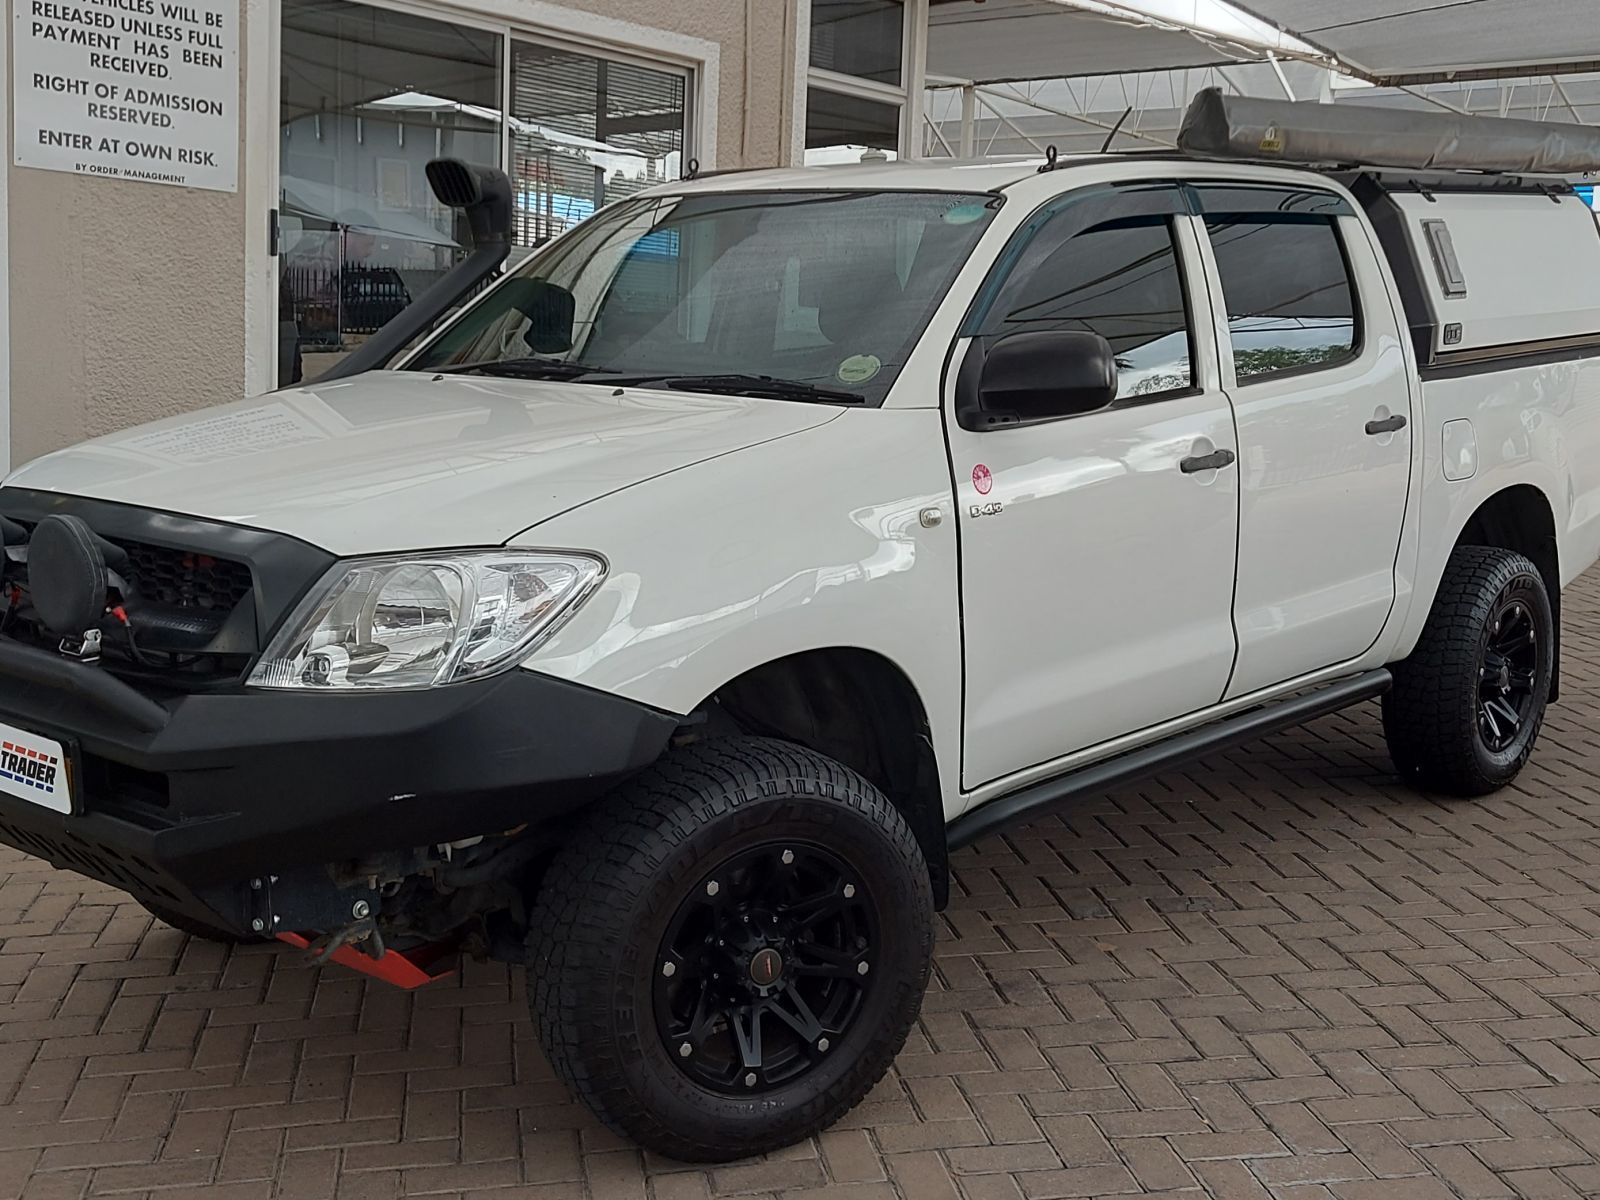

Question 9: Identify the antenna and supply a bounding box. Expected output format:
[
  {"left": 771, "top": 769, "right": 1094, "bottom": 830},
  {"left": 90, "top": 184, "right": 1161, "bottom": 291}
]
[{"left": 1100, "top": 107, "right": 1134, "bottom": 154}]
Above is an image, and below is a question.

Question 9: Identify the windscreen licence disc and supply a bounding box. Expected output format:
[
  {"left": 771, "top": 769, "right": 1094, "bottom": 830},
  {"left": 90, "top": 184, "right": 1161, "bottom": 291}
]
[{"left": 0, "top": 722, "right": 71, "bottom": 814}]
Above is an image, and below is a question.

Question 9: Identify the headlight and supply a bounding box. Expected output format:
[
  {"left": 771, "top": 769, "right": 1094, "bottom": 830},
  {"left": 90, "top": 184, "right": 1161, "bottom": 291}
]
[{"left": 249, "top": 550, "right": 604, "bottom": 691}]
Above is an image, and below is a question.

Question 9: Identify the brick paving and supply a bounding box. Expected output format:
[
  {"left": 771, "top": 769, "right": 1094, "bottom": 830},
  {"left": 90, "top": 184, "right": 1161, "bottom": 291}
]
[{"left": 7, "top": 571, "right": 1600, "bottom": 1199}]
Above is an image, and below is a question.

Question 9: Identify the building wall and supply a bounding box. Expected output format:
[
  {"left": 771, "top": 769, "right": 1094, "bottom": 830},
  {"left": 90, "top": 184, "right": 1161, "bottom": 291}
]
[
  {"left": 3, "top": 0, "right": 256, "bottom": 468},
  {"left": 2, "top": 0, "right": 801, "bottom": 470}
]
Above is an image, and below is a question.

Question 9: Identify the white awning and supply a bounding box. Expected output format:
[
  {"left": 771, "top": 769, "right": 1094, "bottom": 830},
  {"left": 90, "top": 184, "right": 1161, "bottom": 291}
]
[
  {"left": 1230, "top": 1, "right": 1600, "bottom": 83},
  {"left": 929, "top": 2, "right": 1237, "bottom": 84},
  {"left": 925, "top": 0, "right": 1600, "bottom": 89}
]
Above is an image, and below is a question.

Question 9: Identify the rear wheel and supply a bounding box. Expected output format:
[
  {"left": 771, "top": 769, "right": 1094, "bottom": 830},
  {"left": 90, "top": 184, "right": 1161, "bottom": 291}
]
[
  {"left": 138, "top": 900, "right": 264, "bottom": 945},
  {"left": 526, "top": 737, "right": 933, "bottom": 1162},
  {"left": 1383, "top": 546, "right": 1554, "bottom": 797}
]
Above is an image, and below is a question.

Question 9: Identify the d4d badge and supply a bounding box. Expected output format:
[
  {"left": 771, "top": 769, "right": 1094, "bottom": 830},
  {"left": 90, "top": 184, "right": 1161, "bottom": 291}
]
[{"left": 969, "top": 464, "right": 1003, "bottom": 519}]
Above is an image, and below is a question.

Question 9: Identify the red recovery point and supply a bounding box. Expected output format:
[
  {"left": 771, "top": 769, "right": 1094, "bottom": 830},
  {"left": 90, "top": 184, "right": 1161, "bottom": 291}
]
[{"left": 276, "top": 932, "right": 456, "bottom": 989}]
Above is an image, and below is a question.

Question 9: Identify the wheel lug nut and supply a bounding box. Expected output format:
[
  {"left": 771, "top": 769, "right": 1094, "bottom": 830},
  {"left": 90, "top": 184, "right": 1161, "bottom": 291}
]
[
  {"left": 857, "top": 961, "right": 870, "bottom": 975},
  {"left": 662, "top": 962, "right": 676, "bottom": 978},
  {"left": 706, "top": 881, "right": 720, "bottom": 897},
  {"left": 744, "top": 1072, "right": 757, "bottom": 1087},
  {"left": 679, "top": 1042, "right": 693, "bottom": 1058},
  {"left": 817, "top": 1038, "right": 830, "bottom": 1052},
  {"left": 843, "top": 884, "right": 856, "bottom": 898},
  {"left": 781, "top": 850, "right": 794, "bottom": 864}
]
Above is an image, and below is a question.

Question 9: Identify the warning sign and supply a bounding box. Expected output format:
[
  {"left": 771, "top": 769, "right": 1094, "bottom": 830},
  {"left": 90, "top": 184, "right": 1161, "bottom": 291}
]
[{"left": 12, "top": 0, "right": 238, "bottom": 193}]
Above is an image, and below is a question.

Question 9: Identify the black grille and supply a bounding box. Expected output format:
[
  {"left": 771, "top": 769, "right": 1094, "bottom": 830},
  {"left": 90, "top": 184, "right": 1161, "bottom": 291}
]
[{"left": 115, "top": 540, "right": 253, "bottom": 611}]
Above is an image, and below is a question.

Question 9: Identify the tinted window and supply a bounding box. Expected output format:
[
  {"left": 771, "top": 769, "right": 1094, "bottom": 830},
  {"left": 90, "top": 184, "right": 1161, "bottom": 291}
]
[
  {"left": 1205, "top": 216, "right": 1358, "bottom": 382},
  {"left": 810, "top": 0, "right": 904, "bottom": 85},
  {"left": 806, "top": 88, "right": 901, "bottom": 158},
  {"left": 987, "top": 218, "right": 1194, "bottom": 400}
]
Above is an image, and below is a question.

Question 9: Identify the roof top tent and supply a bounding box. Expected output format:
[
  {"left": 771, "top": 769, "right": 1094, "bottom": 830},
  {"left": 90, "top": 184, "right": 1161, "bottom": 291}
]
[
  {"left": 1172, "top": 89, "right": 1600, "bottom": 370},
  {"left": 1176, "top": 88, "right": 1600, "bottom": 174}
]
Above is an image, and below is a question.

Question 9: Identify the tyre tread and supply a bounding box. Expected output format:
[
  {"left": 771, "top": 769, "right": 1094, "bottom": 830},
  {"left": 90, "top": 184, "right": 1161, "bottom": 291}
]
[
  {"left": 1383, "top": 545, "right": 1551, "bottom": 797},
  {"left": 527, "top": 736, "right": 930, "bottom": 1161}
]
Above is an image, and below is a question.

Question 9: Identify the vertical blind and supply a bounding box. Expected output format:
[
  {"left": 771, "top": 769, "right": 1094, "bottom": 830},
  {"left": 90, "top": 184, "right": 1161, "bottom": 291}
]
[{"left": 510, "top": 43, "right": 688, "bottom": 247}]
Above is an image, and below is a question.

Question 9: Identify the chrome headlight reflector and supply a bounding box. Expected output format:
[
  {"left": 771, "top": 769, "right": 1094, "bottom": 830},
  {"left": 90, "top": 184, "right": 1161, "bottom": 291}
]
[{"left": 249, "top": 550, "right": 604, "bottom": 691}]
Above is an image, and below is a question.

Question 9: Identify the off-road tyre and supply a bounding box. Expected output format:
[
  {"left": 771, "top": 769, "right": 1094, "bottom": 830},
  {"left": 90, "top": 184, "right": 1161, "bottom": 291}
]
[
  {"left": 526, "top": 737, "right": 934, "bottom": 1162},
  {"left": 1383, "top": 545, "right": 1554, "bottom": 797}
]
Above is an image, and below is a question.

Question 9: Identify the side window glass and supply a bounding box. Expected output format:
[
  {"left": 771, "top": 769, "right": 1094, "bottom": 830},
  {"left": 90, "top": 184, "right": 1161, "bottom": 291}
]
[
  {"left": 986, "top": 217, "right": 1195, "bottom": 401},
  {"left": 1204, "top": 216, "right": 1359, "bottom": 382}
]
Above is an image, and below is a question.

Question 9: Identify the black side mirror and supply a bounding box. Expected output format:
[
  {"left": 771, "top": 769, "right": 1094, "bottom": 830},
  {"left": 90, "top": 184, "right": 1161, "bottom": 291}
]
[
  {"left": 957, "top": 330, "right": 1119, "bottom": 431},
  {"left": 505, "top": 279, "right": 577, "bottom": 353}
]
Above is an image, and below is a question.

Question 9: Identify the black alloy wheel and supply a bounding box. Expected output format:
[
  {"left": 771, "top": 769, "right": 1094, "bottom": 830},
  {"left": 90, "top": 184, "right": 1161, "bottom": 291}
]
[
  {"left": 1477, "top": 592, "right": 1540, "bottom": 752},
  {"left": 1384, "top": 545, "right": 1554, "bottom": 796},
  {"left": 527, "top": 737, "right": 934, "bottom": 1162},
  {"left": 654, "top": 842, "right": 877, "bottom": 1096}
]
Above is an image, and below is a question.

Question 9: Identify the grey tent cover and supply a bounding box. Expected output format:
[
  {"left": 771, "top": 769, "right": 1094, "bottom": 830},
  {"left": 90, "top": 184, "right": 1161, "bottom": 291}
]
[{"left": 1178, "top": 88, "right": 1600, "bottom": 174}]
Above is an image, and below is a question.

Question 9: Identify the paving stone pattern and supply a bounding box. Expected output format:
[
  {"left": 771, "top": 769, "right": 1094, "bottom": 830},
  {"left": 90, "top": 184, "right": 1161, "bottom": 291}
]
[{"left": 7, "top": 570, "right": 1600, "bottom": 1199}]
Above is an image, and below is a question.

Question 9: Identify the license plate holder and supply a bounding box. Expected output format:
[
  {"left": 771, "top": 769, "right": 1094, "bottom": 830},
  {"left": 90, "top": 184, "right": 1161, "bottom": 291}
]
[{"left": 0, "top": 721, "right": 74, "bottom": 815}]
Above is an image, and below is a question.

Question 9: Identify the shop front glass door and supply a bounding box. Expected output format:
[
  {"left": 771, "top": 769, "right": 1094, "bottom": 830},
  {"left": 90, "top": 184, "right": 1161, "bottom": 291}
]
[{"left": 279, "top": 0, "right": 500, "bottom": 384}]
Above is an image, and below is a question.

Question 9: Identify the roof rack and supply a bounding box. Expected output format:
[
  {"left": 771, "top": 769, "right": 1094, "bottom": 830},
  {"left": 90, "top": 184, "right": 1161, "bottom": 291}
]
[{"left": 1177, "top": 88, "right": 1600, "bottom": 176}]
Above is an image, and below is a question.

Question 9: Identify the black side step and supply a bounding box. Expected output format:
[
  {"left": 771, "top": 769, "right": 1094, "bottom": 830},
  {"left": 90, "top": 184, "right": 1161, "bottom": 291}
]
[{"left": 947, "top": 668, "right": 1392, "bottom": 850}]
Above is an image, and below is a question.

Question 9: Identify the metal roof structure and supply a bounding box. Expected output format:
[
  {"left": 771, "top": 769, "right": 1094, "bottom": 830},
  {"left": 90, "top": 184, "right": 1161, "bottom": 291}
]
[
  {"left": 913, "top": 2, "right": 1600, "bottom": 174},
  {"left": 1235, "top": 0, "right": 1600, "bottom": 85},
  {"left": 923, "top": 66, "right": 1600, "bottom": 161},
  {"left": 924, "top": 0, "right": 1600, "bottom": 88},
  {"left": 926, "top": 0, "right": 1328, "bottom": 85}
]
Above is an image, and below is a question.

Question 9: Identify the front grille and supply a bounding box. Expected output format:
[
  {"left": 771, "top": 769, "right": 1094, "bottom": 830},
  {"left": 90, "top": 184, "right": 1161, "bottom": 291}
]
[
  {"left": 0, "top": 817, "right": 181, "bottom": 901},
  {"left": 116, "top": 541, "right": 253, "bottom": 611},
  {"left": 1, "top": 487, "right": 337, "bottom": 691},
  {"left": 2, "top": 521, "right": 257, "bottom": 685},
  {"left": 9, "top": 521, "right": 253, "bottom": 613}
]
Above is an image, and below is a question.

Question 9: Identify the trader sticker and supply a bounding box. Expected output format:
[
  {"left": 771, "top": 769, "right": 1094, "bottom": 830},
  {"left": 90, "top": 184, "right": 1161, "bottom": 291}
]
[{"left": 0, "top": 722, "right": 70, "bottom": 814}]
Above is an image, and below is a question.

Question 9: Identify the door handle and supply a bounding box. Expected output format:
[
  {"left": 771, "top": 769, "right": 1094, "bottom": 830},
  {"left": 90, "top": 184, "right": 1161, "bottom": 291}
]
[
  {"left": 1180, "top": 448, "right": 1237, "bottom": 474},
  {"left": 1365, "top": 414, "right": 1408, "bottom": 436}
]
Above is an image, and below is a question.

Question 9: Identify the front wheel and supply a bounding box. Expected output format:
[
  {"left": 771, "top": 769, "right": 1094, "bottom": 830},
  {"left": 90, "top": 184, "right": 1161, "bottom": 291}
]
[
  {"left": 1383, "top": 545, "right": 1555, "bottom": 797},
  {"left": 527, "top": 738, "right": 934, "bottom": 1162}
]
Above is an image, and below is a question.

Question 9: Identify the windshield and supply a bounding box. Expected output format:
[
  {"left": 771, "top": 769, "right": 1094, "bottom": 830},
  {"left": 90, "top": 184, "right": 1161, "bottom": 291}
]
[{"left": 410, "top": 189, "right": 1000, "bottom": 403}]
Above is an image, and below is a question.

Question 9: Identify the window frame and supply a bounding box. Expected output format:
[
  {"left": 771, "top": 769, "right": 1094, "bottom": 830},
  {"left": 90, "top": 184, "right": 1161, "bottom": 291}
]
[
  {"left": 804, "top": 84, "right": 905, "bottom": 158},
  {"left": 808, "top": 0, "right": 908, "bottom": 89},
  {"left": 803, "top": 0, "right": 926, "bottom": 162},
  {"left": 956, "top": 181, "right": 1206, "bottom": 428},
  {"left": 1191, "top": 183, "right": 1367, "bottom": 390}
]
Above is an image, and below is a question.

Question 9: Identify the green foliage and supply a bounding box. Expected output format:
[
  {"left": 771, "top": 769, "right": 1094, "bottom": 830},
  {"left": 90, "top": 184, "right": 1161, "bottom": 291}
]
[{"left": 1234, "top": 344, "right": 1347, "bottom": 377}]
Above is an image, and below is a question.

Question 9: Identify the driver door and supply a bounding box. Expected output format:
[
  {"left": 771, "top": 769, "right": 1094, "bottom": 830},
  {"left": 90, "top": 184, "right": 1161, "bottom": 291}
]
[{"left": 949, "top": 183, "right": 1241, "bottom": 790}]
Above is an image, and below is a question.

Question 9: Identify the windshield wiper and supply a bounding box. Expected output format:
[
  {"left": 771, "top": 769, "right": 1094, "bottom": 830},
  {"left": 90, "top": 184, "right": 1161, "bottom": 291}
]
[
  {"left": 438, "top": 356, "right": 617, "bottom": 381},
  {"left": 626, "top": 373, "right": 868, "bottom": 405}
]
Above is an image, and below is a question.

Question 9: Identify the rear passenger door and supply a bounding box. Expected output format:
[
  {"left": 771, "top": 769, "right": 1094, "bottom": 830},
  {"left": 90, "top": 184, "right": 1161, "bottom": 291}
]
[{"left": 1194, "top": 185, "right": 1414, "bottom": 698}]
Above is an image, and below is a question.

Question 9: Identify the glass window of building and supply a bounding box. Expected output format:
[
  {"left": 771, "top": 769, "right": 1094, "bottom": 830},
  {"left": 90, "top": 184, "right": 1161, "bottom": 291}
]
[
  {"left": 509, "top": 43, "right": 687, "bottom": 250},
  {"left": 277, "top": 1, "right": 693, "bottom": 388},
  {"left": 810, "top": 0, "right": 905, "bottom": 86},
  {"left": 805, "top": 0, "right": 908, "bottom": 165},
  {"left": 279, "top": 0, "right": 501, "bottom": 385},
  {"left": 805, "top": 89, "right": 901, "bottom": 160}
]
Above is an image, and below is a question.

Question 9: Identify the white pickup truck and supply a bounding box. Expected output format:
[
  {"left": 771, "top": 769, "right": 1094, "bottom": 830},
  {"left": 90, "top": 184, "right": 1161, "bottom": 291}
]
[{"left": 3, "top": 92, "right": 1600, "bottom": 1161}]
